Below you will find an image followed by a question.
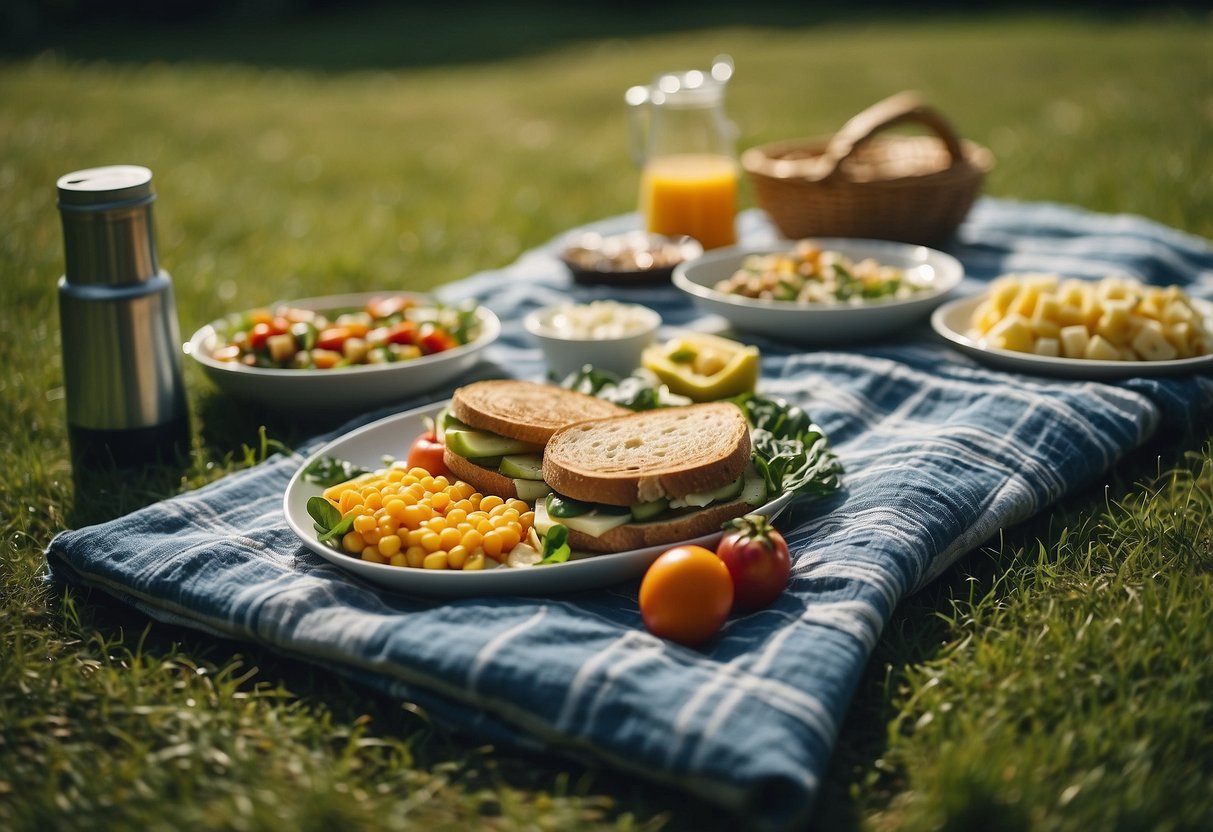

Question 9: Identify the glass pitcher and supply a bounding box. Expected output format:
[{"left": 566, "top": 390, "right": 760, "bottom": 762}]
[{"left": 626, "top": 55, "right": 738, "bottom": 250}]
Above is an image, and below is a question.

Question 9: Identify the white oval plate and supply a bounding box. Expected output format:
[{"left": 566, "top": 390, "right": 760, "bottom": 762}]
[
  {"left": 185, "top": 292, "right": 500, "bottom": 415},
  {"left": 283, "top": 401, "right": 793, "bottom": 597},
  {"left": 672, "top": 238, "right": 963, "bottom": 344},
  {"left": 931, "top": 294, "right": 1213, "bottom": 378}
]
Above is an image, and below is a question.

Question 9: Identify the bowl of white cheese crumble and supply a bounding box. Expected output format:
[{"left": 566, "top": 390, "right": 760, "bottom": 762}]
[{"left": 524, "top": 300, "right": 662, "bottom": 380}]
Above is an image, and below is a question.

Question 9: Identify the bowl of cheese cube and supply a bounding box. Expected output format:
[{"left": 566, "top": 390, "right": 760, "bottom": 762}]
[{"left": 930, "top": 273, "right": 1213, "bottom": 377}]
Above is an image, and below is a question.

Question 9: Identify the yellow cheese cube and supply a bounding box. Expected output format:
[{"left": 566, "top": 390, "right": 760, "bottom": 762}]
[
  {"left": 969, "top": 300, "right": 1001, "bottom": 335},
  {"left": 988, "top": 276, "right": 1022, "bottom": 313},
  {"left": 1033, "top": 294, "right": 1061, "bottom": 325},
  {"left": 1080, "top": 292, "right": 1105, "bottom": 331},
  {"left": 1084, "top": 333, "right": 1123, "bottom": 361},
  {"left": 1095, "top": 305, "right": 1136, "bottom": 347},
  {"left": 1162, "top": 300, "right": 1195, "bottom": 326},
  {"left": 1059, "top": 279, "right": 1089, "bottom": 306},
  {"left": 1055, "top": 303, "right": 1086, "bottom": 327},
  {"left": 1098, "top": 276, "right": 1135, "bottom": 302},
  {"left": 1059, "top": 324, "right": 1091, "bottom": 359},
  {"left": 1164, "top": 322, "right": 1193, "bottom": 358},
  {"left": 1033, "top": 338, "right": 1061, "bottom": 357},
  {"left": 1010, "top": 286, "right": 1041, "bottom": 319},
  {"left": 1137, "top": 293, "right": 1166, "bottom": 322},
  {"left": 1131, "top": 319, "right": 1179, "bottom": 361},
  {"left": 1032, "top": 318, "right": 1061, "bottom": 339},
  {"left": 986, "top": 313, "right": 1034, "bottom": 353}
]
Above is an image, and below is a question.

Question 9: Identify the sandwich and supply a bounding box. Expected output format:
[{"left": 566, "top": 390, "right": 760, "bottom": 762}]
[
  {"left": 534, "top": 402, "right": 767, "bottom": 553},
  {"left": 440, "top": 379, "right": 629, "bottom": 501}
]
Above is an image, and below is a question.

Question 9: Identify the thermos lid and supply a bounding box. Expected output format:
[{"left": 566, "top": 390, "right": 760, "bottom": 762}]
[
  {"left": 57, "top": 165, "right": 160, "bottom": 286},
  {"left": 57, "top": 165, "right": 155, "bottom": 210}
]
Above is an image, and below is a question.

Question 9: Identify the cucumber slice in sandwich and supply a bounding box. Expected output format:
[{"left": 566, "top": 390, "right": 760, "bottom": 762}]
[{"left": 441, "top": 379, "right": 629, "bottom": 501}]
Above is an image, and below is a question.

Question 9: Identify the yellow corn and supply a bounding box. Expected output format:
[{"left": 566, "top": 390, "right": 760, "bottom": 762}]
[{"left": 321, "top": 465, "right": 533, "bottom": 571}]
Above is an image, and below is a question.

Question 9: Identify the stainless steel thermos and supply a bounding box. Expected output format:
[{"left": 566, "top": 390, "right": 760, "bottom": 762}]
[{"left": 57, "top": 165, "right": 190, "bottom": 466}]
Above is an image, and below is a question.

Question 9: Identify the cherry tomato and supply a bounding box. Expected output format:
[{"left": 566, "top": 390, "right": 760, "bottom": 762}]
[
  {"left": 406, "top": 426, "right": 449, "bottom": 476},
  {"left": 418, "top": 329, "right": 458, "bottom": 355},
  {"left": 715, "top": 514, "right": 791, "bottom": 612},
  {"left": 639, "top": 545, "right": 734, "bottom": 647},
  {"left": 315, "top": 326, "right": 353, "bottom": 352},
  {"left": 248, "top": 321, "right": 274, "bottom": 350},
  {"left": 384, "top": 320, "right": 418, "bottom": 345}
]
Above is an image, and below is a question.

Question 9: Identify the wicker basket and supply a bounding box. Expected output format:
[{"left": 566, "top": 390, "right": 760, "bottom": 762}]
[{"left": 742, "top": 91, "right": 994, "bottom": 245}]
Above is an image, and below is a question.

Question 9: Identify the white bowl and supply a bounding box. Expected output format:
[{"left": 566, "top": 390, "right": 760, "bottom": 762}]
[
  {"left": 672, "top": 238, "right": 964, "bottom": 344},
  {"left": 523, "top": 301, "right": 661, "bottom": 379},
  {"left": 185, "top": 291, "right": 500, "bottom": 414}
]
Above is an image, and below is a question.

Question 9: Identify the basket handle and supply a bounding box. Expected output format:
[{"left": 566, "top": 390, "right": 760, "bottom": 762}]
[{"left": 818, "top": 91, "right": 967, "bottom": 181}]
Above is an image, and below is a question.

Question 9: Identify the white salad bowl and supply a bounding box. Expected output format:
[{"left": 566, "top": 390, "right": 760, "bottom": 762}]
[
  {"left": 185, "top": 291, "right": 500, "bottom": 414},
  {"left": 672, "top": 238, "right": 964, "bottom": 344}
]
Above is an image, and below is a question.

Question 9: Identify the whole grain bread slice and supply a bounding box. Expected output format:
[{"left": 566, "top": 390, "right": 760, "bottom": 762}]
[
  {"left": 450, "top": 379, "right": 628, "bottom": 445},
  {"left": 542, "top": 402, "right": 751, "bottom": 506},
  {"left": 565, "top": 499, "right": 753, "bottom": 553}
]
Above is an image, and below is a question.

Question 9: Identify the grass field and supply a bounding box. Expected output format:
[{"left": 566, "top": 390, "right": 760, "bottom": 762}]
[{"left": 3, "top": 7, "right": 1213, "bottom": 831}]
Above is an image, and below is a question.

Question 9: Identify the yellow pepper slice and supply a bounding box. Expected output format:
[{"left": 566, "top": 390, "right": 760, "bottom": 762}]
[{"left": 641, "top": 332, "right": 760, "bottom": 402}]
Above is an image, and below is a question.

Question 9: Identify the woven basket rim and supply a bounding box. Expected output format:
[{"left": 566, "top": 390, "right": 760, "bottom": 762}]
[{"left": 742, "top": 134, "right": 995, "bottom": 183}]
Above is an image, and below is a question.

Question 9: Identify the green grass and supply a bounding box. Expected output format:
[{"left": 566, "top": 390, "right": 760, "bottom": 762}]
[{"left": 3, "top": 9, "right": 1213, "bottom": 831}]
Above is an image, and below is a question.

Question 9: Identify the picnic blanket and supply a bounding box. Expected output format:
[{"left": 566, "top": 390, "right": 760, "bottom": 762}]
[{"left": 46, "top": 198, "right": 1213, "bottom": 831}]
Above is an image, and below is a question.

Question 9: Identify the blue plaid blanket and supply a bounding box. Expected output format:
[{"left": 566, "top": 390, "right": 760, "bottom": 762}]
[{"left": 46, "top": 198, "right": 1213, "bottom": 831}]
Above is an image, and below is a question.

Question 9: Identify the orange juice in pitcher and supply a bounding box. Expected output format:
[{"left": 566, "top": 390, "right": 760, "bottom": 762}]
[
  {"left": 641, "top": 153, "right": 737, "bottom": 250},
  {"left": 627, "top": 56, "right": 738, "bottom": 249}
]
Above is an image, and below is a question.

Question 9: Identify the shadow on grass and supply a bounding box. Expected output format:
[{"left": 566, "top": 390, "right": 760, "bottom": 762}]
[{"left": 4, "top": 0, "right": 1197, "bottom": 71}]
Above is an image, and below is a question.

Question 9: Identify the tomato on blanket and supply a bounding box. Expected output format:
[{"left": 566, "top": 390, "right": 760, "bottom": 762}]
[
  {"left": 406, "top": 418, "right": 450, "bottom": 477},
  {"left": 716, "top": 514, "right": 791, "bottom": 612},
  {"left": 639, "top": 545, "right": 733, "bottom": 648},
  {"left": 638, "top": 514, "right": 791, "bottom": 645}
]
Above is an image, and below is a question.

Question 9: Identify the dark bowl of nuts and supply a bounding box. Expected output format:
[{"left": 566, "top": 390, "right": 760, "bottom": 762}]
[{"left": 559, "top": 231, "right": 703, "bottom": 287}]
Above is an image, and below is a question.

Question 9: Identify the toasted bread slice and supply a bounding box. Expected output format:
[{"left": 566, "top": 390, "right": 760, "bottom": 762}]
[
  {"left": 443, "top": 447, "right": 519, "bottom": 500},
  {"left": 542, "top": 402, "right": 751, "bottom": 506},
  {"left": 564, "top": 499, "right": 752, "bottom": 554},
  {"left": 450, "top": 379, "right": 628, "bottom": 445}
]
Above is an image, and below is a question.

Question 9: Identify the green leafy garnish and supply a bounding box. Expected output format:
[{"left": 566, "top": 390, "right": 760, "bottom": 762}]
[
  {"left": 306, "top": 496, "right": 356, "bottom": 544},
  {"left": 538, "top": 524, "right": 572, "bottom": 565},
  {"left": 302, "top": 455, "right": 370, "bottom": 488},
  {"left": 559, "top": 367, "right": 690, "bottom": 411},
  {"left": 732, "top": 393, "right": 844, "bottom": 497},
  {"left": 668, "top": 347, "right": 697, "bottom": 363}
]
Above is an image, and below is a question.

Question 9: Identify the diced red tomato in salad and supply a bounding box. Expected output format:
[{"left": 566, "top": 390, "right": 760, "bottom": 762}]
[{"left": 210, "top": 295, "right": 478, "bottom": 370}]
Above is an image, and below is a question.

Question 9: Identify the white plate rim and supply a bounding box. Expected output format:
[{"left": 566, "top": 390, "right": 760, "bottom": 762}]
[
  {"left": 283, "top": 400, "right": 794, "bottom": 596},
  {"left": 671, "top": 237, "right": 965, "bottom": 316},
  {"left": 184, "top": 291, "right": 501, "bottom": 379},
  {"left": 931, "top": 293, "right": 1213, "bottom": 378}
]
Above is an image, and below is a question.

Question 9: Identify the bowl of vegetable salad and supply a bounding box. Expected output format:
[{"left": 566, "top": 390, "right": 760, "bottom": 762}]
[
  {"left": 185, "top": 292, "right": 500, "bottom": 413},
  {"left": 672, "top": 238, "right": 963, "bottom": 344}
]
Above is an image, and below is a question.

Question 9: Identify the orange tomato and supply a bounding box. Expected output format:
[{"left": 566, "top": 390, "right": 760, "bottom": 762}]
[{"left": 638, "top": 545, "right": 734, "bottom": 647}]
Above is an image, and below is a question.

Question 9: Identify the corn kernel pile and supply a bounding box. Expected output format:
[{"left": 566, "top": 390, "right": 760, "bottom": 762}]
[
  {"left": 321, "top": 466, "right": 535, "bottom": 570},
  {"left": 969, "top": 273, "right": 1212, "bottom": 361}
]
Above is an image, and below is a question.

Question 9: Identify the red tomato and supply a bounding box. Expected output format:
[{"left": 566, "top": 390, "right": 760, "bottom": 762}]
[
  {"left": 315, "top": 326, "right": 352, "bottom": 351},
  {"left": 715, "top": 514, "right": 791, "bottom": 612},
  {"left": 248, "top": 321, "right": 274, "bottom": 350},
  {"left": 384, "top": 321, "right": 418, "bottom": 345},
  {"left": 639, "top": 545, "right": 734, "bottom": 647},
  {"left": 418, "top": 327, "right": 458, "bottom": 355},
  {"left": 406, "top": 428, "right": 449, "bottom": 476}
]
